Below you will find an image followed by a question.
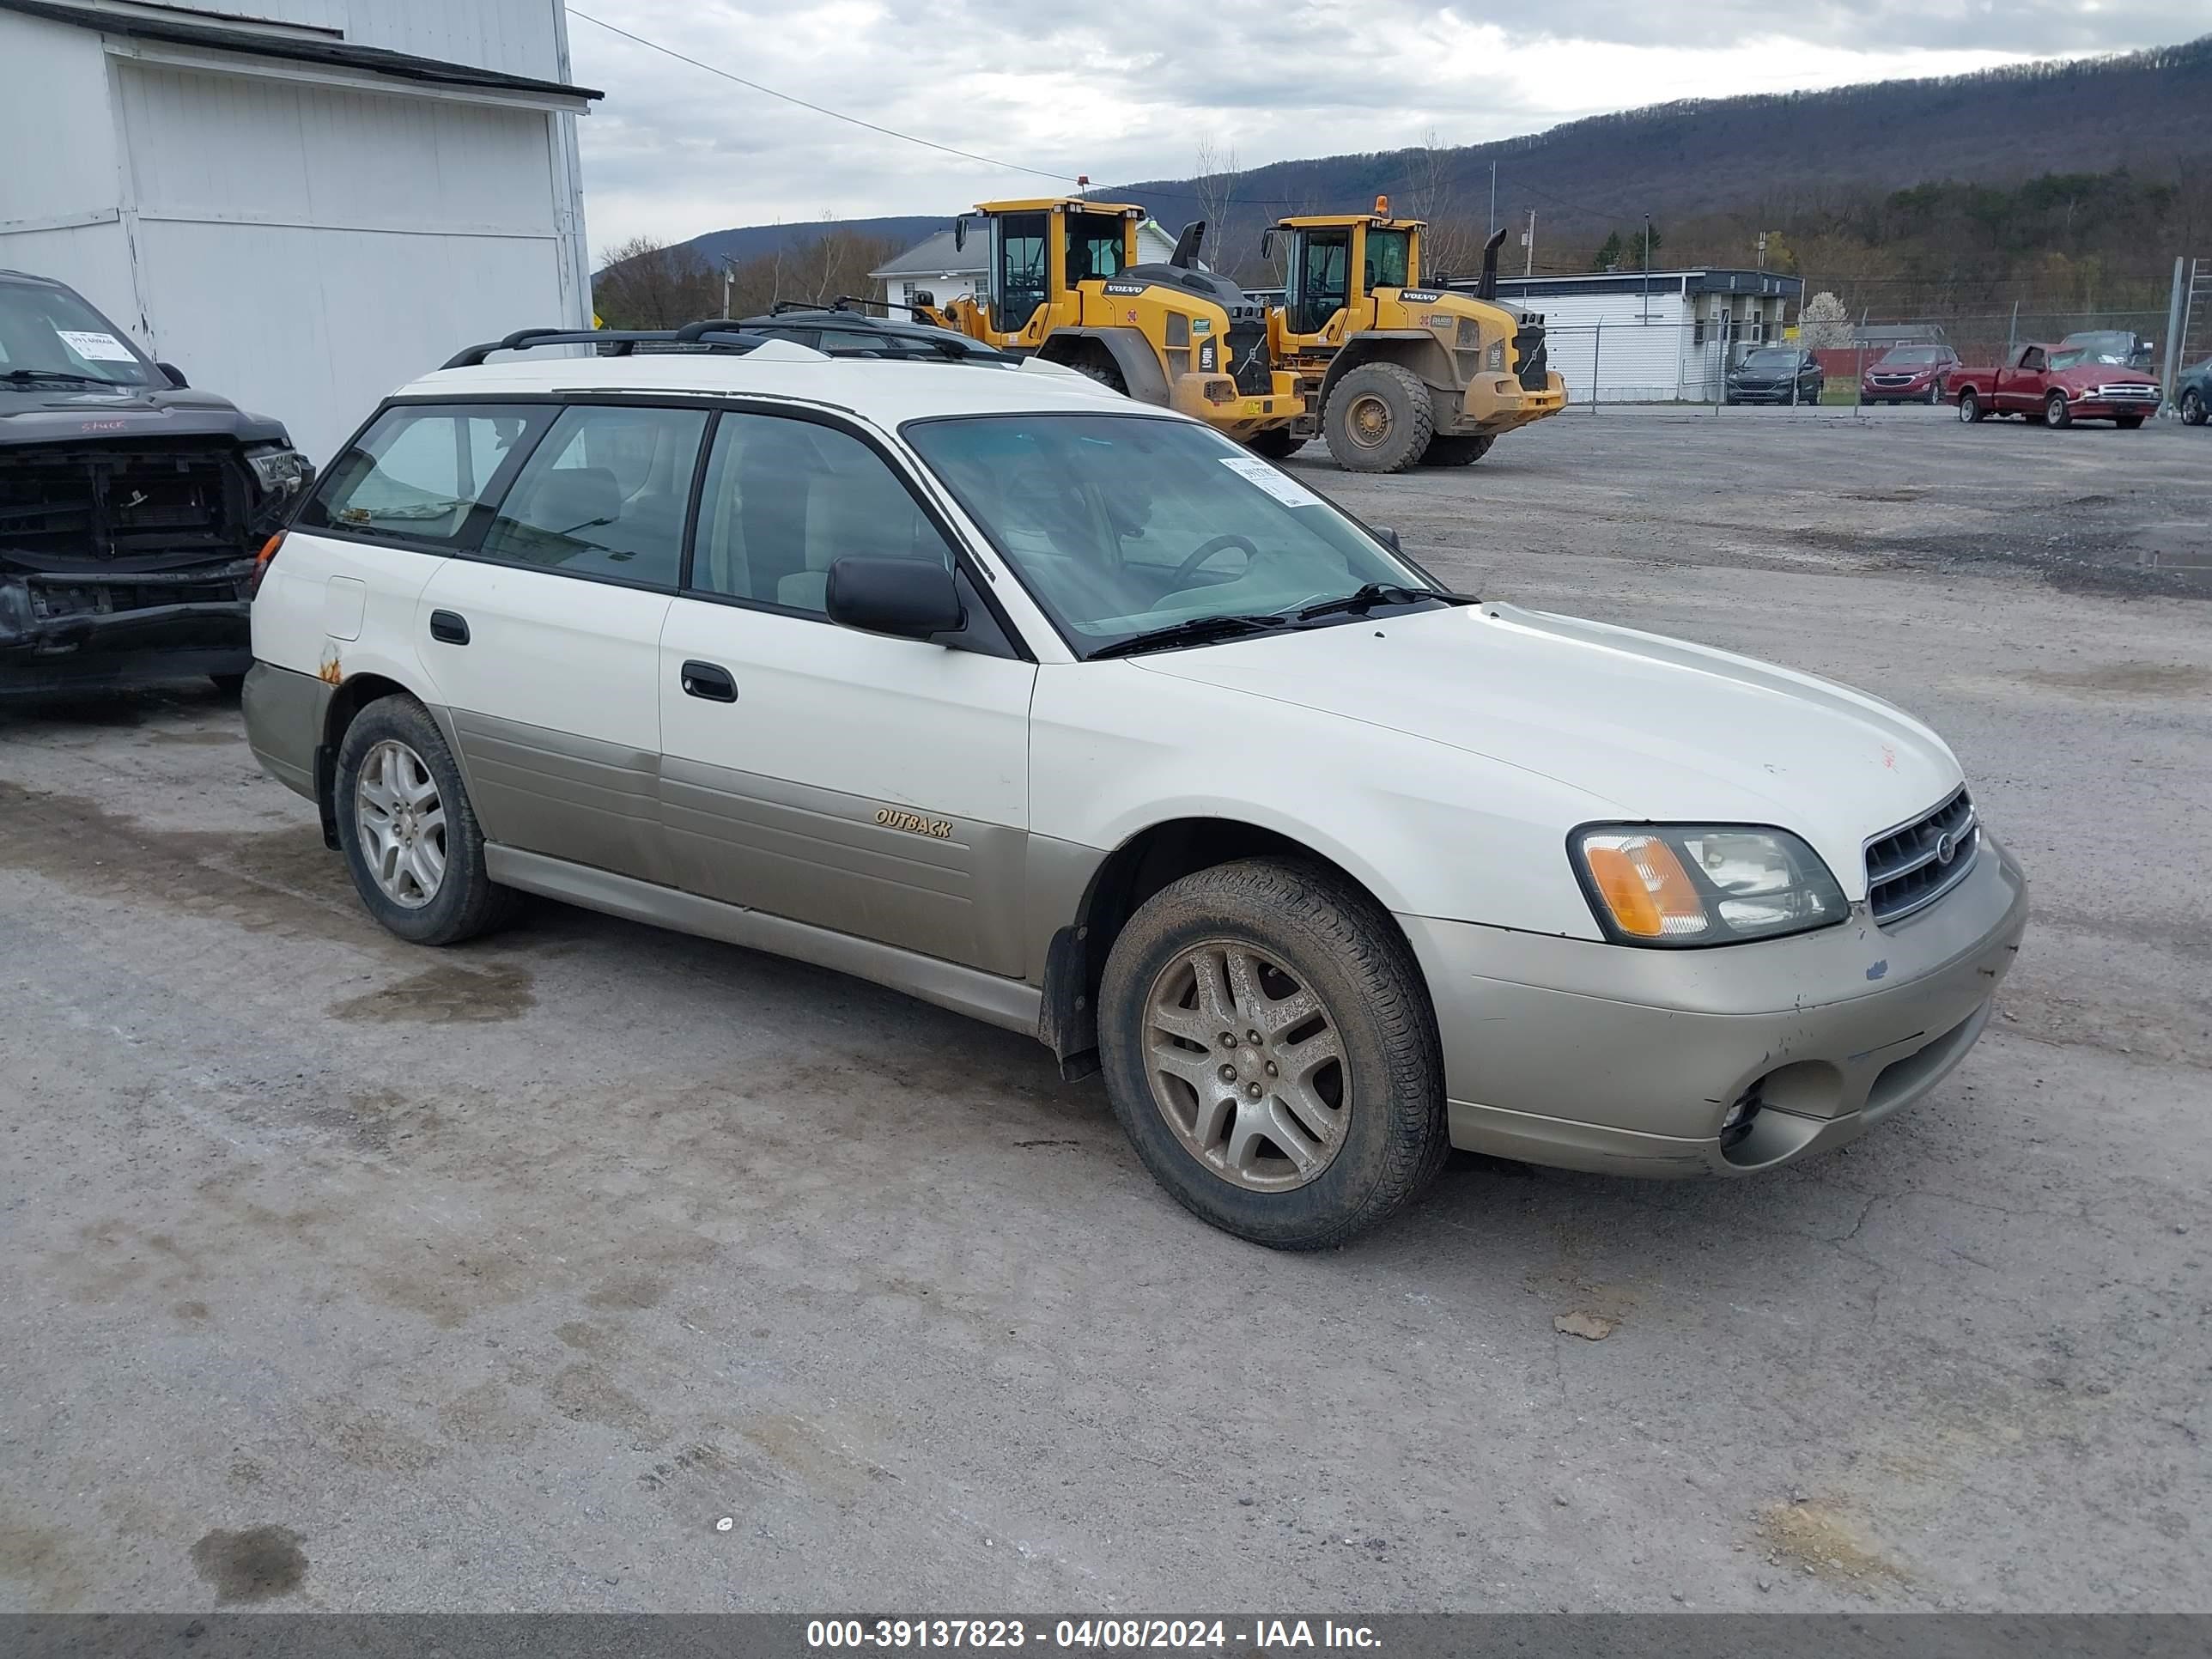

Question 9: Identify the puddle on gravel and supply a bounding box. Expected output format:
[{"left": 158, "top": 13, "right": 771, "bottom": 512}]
[
  {"left": 189, "top": 1525, "right": 307, "bottom": 1603},
  {"left": 328, "top": 962, "right": 537, "bottom": 1024}
]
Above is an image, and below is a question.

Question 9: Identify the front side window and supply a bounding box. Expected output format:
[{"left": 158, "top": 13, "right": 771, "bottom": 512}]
[
  {"left": 0, "top": 280, "right": 161, "bottom": 390},
  {"left": 1366, "top": 228, "right": 1411, "bottom": 289},
  {"left": 476, "top": 404, "right": 708, "bottom": 588},
  {"left": 2021, "top": 349, "right": 2046, "bottom": 371},
  {"left": 303, "top": 404, "right": 545, "bottom": 544},
  {"left": 994, "top": 212, "right": 1049, "bottom": 331},
  {"left": 906, "top": 413, "right": 1435, "bottom": 654},
  {"left": 692, "top": 412, "right": 954, "bottom": 614}
]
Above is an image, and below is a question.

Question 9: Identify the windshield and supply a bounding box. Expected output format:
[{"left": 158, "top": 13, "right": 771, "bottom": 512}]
[
  {"left": 2048, "top": 347, "right": 2124, "bottom": 371},
  {"left": 1742, "top": 349, "right": 1796, "bottom": 368},
  {"left": 1879, "top": 348, "right": 1947, "bottom": 365},
  {"left": 904, "top": 413, "right": 1438, "bottom": 654},
  {"left": 0, "top": 281, "right": 161, "bottom": 389}
]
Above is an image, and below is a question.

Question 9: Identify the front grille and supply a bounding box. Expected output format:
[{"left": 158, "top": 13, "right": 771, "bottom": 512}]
[
  {"left": 1865, "top": 786, "right": 1978, "bottom": 924},
  {"left": 2093, "top": 384, "right": 2160, "bottom": 400},
  {"left": 1513, "top": 323, "right": 1548, "bottom": 392}
]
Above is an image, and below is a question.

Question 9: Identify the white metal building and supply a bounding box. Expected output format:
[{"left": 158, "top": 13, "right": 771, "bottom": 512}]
[
  {"left": 871, "top": 220, "right": 1184, "bottom": 310},
  {"left": 0, "top": 0, "right": 599, "bottom": 459},
  {"left": 1476, "top": 270, "right": 1804, "bottom": 404}
]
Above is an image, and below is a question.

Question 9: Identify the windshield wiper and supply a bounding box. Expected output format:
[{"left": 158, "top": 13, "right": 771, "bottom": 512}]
[
  {"left": 3, "top": 368, "right": 106, "bottom": 387},
  {"left": 1289, "top": 581, "right": 1460, "bottom": 623},
  {"left": 1089, "top": 613, "right": 1291, "bottom": 659}
]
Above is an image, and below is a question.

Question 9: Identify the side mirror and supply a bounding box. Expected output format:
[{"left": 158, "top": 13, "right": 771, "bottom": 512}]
[
  {"left": 825, "top": 557, "right": 963, "bottom": 641},
  {"left": 1370, "top": 525, "right": 1402, "bottom": 553},
  {"left": 1259, "top": 228, "right": 1275, "bottom": 259},
  {"left": 953, "top": 216, "right": 967, "bottom": 253},
  {"left": 912, "top": 289, "right": 935, "bottom": 309},
  {"left": 157, "top": 362, "right": 189, "bottom": 388}
]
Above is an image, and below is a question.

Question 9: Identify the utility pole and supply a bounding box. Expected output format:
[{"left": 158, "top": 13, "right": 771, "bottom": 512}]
[
  {"left": 1488, "top": 162, "right": 1498, "bottom": 238},
  {"left": 1643, "top": 214, "right": 1651, "bottom": 320},
  {"left": 2006, "top": 298, "right": 2020, "bottom": 360},
  {"left": 1522, "top": 209, "right": 1536, "bottom": 277},
  {"left": 721, "top": 258, "right": 735, "bottom": 319},
  {"left": 1756, "top": 230, "right": 1767, "bottom": 271},
  {"left": 2161, "top": 256, "right": 2187, "bottom": 413}
]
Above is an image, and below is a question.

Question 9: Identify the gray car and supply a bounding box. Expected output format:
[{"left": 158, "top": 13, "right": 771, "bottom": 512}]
[{"left": 2178, "top": 357, "right": 2212, "bottom": 427}]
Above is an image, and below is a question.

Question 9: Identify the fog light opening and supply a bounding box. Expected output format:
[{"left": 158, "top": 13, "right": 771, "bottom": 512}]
[{"left": 1719, "top": 1086, "right": 1764, "bottom": 1152}]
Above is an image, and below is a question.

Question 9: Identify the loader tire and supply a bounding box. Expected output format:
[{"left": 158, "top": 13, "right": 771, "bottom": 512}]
[
  {"left": 1323, "top": 363, "right": 1434, "bottom": 473},
  {"left": 1245, "top": 427, "right": 1304, "bottom": 460}
]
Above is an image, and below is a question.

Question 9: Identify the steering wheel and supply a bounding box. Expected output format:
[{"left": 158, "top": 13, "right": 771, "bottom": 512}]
[{"left": 1167, "top": 533, "right": 1260, "bottom": 589}]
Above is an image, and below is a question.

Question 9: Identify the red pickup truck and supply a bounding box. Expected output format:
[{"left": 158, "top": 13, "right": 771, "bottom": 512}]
[{"left": 1951, "top": 343, "right": 2162, "bottom": 428}]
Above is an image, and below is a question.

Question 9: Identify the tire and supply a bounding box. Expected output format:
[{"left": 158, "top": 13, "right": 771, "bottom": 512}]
[
  {"left": 2115, "top": 415, "right": 2144, "bottom": 430},
  {"left": 2044, "top": 391, "right": 2071, "bottom": 429},
  {"left": 1925, "top": 381, "right": 1942, "bottom": 404},
  {"left": 1245, "top": 427, "right": 1303, "bottom": 460},
  {"left": 332, "top": 692, "right": 517, "bottom": 946},
  {"left": 1957, "top": 389, "right": 1983, "bottom": 422},
  {"left": 1097, "top": 857, "right": 1447, "bottom": 1249},
  {"left": 1418, "top": 434, "right": 1493, "bottom": 466},
  {"left": 209, "top": 672, "right": 246, "bottom": 696},
  {"left": 1066, "top": 344, "right": 1127, "bottom": 396},
  {"left": 1322, "top": 363, "right": 1435, "bottom": 473},
  {"left": 2184, "top": 388, "right": 2207, "bottom": 426}
]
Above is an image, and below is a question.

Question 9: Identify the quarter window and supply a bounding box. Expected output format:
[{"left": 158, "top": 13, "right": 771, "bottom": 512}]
[
  {"left": 476, "top": 404, "right": 708, "bottom": 590},
  {"left": 690, "top": 413, "right": 955, "bottom": 615},
  {"left": 303, "top": 404, "right": 544, "bottom": 544}
]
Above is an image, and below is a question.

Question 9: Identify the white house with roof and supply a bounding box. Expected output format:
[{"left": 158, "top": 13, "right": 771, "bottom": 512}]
[
  {"left": 872, "top": 219, "right": 1183, "bottom": 311},
  {"left": 0, "top": 0, "right": 599, "bottom": 459}
]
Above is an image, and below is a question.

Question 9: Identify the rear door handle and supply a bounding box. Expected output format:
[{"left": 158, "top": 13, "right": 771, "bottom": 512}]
[
  {"left": 680, "top": 659, "right": 738, "bottom": 702},
  {"left": 428, "top": 609, "right": 470, "bottom": 646}
]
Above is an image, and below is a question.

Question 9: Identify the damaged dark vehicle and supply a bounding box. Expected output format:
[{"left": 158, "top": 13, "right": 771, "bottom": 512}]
[{"left": 1, "top": 269, "right": 313, "bottom": 695}]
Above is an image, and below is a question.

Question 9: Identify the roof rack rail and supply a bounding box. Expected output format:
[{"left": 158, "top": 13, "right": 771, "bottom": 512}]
[{"left": 441, "top": 325, "right": 779, "bottom": 369}]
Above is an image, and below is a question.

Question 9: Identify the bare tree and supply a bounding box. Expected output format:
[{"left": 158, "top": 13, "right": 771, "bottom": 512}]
[
  {"left": 1191, "top": 140, "right": 1240, "bottom": 275},
  {"left": 592, "top": 234, "right": 717, "bottom": 329},
  {"left": 1401, "top": 131, "right": 1482, "bottom": 282}
]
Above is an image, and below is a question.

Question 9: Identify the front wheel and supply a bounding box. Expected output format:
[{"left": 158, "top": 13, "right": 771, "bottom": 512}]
[
  {"left": 2045, "top": 391, "right": 2072, "bottom": 428},
  {"left": 333, "top": 694, "right": 517, "bottom": 945},
  {"left": 1925, "top": 381, "right": 1942, "bottom": 404},
  {"left": 1418, "top": 434, "right": 1493, "bottom": 466},
  {"left": 1322, "top": 363, "right": 1436, "bottom": 473},
  {"left": 1245, "top": 427, "right": 1303, "bottom": 460},
  {"left": 1958, "top": 389, "right": 1983, "bottom": 422},
  {"left": 1097, "top": 858, "right": 1448, "bottom": 1249},
  {"left": 2184, "top": 387, "right": 2208, "bottom": 426}
]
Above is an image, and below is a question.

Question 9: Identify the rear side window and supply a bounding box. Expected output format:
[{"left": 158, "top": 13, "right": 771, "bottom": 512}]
[
  {"left": 476, "top": 404, "right": 708, "bottom": 590},
  {"left": 303, "top": 404, "right": 545, "bottom": 545}
]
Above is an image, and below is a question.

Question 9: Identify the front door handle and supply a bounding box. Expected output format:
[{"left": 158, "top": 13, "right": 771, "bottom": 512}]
[
  {"left": 428, "top": 609, "right": 470, "bottom": 646},
  {"left": 680, "top": 659, "right": 738, "bottom": 702}
]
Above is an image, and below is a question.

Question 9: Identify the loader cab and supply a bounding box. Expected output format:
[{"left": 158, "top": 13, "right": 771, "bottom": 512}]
[
  {"left": 963, "top": 198, "right": 1144, "bottom": 342},
  {"left": 1271, "top": 205, "right": 1425, "bottom": 343}
]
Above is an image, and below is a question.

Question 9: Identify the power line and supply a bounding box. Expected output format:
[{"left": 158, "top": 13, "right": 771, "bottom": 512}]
[{"left": 568, "top": 8, "right": 1077, "bottom": 185}]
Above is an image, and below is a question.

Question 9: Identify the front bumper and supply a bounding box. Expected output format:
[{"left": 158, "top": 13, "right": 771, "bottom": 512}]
[
  {"left": 1725, "top": 385, "right": 1816, "bottom": 405},
  {"left": 1401, "top": 834, "right": 2029, "bottom": 1177},
  {"left": 0, "top": 562, "right": 253, "bottom": 693},
  {"left": 1457, "top": 372, "right": 1567, "bottom": 435}
]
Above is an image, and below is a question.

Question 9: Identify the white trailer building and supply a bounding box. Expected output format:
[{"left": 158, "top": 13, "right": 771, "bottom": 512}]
[
  {"left": 0, "top": 0, "right": 599, "bottom": 459},
  {"left": 1481, "top": 270, "right": 1804, "bottom": 404}
]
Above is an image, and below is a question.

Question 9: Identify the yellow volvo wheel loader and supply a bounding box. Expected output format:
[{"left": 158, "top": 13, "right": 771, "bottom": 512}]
[
  {"left": 914, "top": 198, "right": 1306, "bottom": 445},
  {"left": 1262, "top": 199, "right": 1567, "bottom": 471}
]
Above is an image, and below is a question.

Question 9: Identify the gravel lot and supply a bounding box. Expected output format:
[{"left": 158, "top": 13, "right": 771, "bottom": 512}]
[{"left": 2, "top": 404, "right": 2207, "bottom": 1614}]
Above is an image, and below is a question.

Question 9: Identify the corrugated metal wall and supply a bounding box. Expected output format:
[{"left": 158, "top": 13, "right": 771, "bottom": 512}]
[
  {"left": 1527, "top": 292, "right": 1698, "bottom": 403},
  {"left": 116, "top": 62, "right": 568, "bottom": 459}
]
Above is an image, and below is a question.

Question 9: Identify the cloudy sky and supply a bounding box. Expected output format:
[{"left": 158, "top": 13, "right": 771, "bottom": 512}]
[{"left": 565, "top": 2, "right": 2203, "bottom": 257}]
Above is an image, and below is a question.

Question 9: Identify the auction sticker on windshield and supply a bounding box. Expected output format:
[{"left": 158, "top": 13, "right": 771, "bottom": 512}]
[
  {"left": 56, "top": 330, "right": 137, "bottom": 362},
  {"left": 1219, "top": 454, "right": 1323, "bottom": 507}
]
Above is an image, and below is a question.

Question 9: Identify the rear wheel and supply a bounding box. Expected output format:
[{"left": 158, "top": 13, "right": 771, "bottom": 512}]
[
  {"left": 2184, "top": 387, "right": 2208, "bottom": 426},
  {"left": 1097, "top": 858, "right": 1447, "bottom": 1249},
  {"left": 1418, "top": 434, "right": 1493, "bottom": 466},
  {"left": 1958, "top": 389, "right": 1983, "bottom": 422},
  {"left": 334, "top": 694, "right": 516, "bottom": 946},
  {"left": 1323, "top": 363, "right": 1435, "bottom": 473},
  {"left": 2044, "top": 390, "right": 2072, "bottom": 429},
  {"left": 1064, "top": 343, "right": 1127, "bottom": 396},
  {"left": 1245, "top": 427, "right": 1303, "bottom": 460}
]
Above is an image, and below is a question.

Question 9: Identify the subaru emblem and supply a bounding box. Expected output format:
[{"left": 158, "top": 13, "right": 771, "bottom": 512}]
[{"left": 1934, "top": 831, "right": 1957, "bottom": 866}]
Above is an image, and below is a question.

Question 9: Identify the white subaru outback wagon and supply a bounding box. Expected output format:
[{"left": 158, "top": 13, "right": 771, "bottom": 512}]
[{"left": 244, "top": 331, "right": 2028, "bottom": 1249}]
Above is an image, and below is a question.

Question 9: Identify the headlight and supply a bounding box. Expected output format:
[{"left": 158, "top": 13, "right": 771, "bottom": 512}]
[
  {"left": 1571, "top": 824, "right": 1846, "bottom": 947},
  {"left": 1484, "top": 339, "right": 1507, "bottom": 373},
  {"left": 246, "top": 446, "right": 312, "bottom": 497}
]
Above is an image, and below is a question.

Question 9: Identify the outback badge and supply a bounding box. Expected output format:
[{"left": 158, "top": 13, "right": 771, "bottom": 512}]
[{"left": 875, "top": 806, "right": 953, "bottom": 840}]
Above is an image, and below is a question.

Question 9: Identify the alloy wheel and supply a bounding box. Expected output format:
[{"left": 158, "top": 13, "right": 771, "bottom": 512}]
[
  {"left": 356, "top": 738, "right": 447, "bottom": 908},
  {"left": 1141, "top": 940, "right": 1351, "bottom": 1192}
]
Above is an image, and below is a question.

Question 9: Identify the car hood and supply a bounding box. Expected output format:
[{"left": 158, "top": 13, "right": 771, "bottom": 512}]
[
  {"left": 0, "top": 383, "right": 289, "bottom": 447},
  {"left": 2051, "top": 367, "right": 2157, "bottom": 390},
  {"left": 1131, "top": 602, "right": 1963, "bottom": 896}
]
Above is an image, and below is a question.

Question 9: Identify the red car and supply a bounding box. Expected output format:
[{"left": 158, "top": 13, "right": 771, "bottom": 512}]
[
  {"left": 1861, "top": 344, "right": 1959, "bottom": 404},
  {"left": 1950, "top": 343, "right": 2162, "bottom": 428}
]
